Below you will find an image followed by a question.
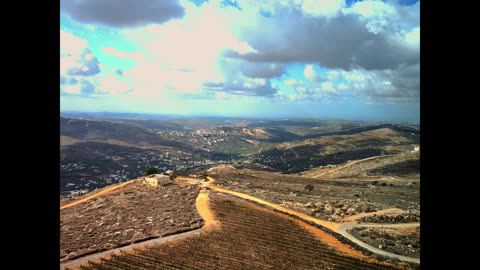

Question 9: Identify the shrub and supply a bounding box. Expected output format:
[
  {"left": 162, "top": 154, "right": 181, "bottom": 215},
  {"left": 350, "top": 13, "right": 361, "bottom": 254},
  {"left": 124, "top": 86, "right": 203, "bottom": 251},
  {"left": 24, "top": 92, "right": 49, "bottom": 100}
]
[
  {"left": 304, "top": 184, "right": 314, "bottom": 192},
  {"left": 144, "top": 166, "right": 159, "bottom": 176}
]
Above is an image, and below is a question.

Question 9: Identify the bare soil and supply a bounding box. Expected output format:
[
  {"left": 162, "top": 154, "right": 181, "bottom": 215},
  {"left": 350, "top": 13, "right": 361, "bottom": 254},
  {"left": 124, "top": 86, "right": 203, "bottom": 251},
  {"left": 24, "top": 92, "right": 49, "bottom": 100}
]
[
  {"left": 83, "top": 193, "right": 414, "bottom": 270},
  {"left": 206, "top": 166, "right": 420, "bottom": 222},
  {"left": 60, "top": 180, "right": 203, "bottom": 262}
]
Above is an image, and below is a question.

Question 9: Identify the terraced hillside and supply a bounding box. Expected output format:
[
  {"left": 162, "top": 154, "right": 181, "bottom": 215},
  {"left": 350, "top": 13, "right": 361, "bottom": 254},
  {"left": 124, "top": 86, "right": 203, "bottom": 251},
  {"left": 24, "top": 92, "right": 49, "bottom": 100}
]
[
  {"left": 60, "top": 180, "right": 203, "bottom": 263},
  {"left": 76, "top": 193, "right": 414, "bottom": 270}
]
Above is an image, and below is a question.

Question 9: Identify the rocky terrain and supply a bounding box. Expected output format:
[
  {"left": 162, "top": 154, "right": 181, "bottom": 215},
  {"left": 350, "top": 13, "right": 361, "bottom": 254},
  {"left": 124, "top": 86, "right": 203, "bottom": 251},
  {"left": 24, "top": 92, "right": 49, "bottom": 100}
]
[
  {"left": 60, "top": 180, "right": 203, "bottom": 263},
  {"left": 350, "top": 226, "right": 420, "bottom": 259},
  {"left": 207, "top": 165, "right": 420, "bottom": 220},
  {"left": 358, "top": 213, "right": 420, "bottom": 223}
]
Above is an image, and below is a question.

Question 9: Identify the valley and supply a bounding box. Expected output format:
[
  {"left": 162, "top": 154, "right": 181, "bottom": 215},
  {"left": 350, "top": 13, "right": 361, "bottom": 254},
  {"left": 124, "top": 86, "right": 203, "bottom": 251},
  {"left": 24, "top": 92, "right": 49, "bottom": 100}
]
[{"left": 60, "top": 115, "right": 420, "bottom": 269}]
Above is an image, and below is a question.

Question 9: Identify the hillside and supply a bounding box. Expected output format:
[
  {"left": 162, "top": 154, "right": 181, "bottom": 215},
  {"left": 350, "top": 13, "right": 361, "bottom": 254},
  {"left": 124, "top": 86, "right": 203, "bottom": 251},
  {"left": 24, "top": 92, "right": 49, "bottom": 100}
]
[
  {"left": 60, "top": 179, "right": 202, "bottom": 262},
  {"left": 250, "top": 127, "right": 419, "bottom": 173},
  {"left": 207, "top": 164, "right": 420, "bottom": 223},
  {"left": 301, "top": 152, "right": 420, "bottom": 179},
  {"left": 61, "top": 154, "right": 419, "bottom": 269},
  {"left": 60, "top": 117, "right": 420, "bottom": 210},
  {"left": 60, "top": 117, "right": 182, "bottom": 147},
  {"left": 76, "top": 193, "right": 411, "bottom": 270}
]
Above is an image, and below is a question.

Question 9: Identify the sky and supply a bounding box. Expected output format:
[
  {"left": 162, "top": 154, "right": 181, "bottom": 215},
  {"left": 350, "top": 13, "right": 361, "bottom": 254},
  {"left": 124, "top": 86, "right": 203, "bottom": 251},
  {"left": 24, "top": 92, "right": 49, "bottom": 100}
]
[{"left": 60, "top": 0, "right": 420, "bottom": 122}]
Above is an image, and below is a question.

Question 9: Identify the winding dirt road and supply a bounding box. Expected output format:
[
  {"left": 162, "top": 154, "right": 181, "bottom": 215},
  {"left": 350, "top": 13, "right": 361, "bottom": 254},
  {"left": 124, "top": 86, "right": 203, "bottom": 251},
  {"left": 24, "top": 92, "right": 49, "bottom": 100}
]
[
  {"left": 60, "top": 189, "right": 218, "bottom": 270},
  {"left": 202, "top": 176, "right": 420, "bottom": 264},
  {"left": 61, "top": 175, "right": 419, "bottom": 268}
]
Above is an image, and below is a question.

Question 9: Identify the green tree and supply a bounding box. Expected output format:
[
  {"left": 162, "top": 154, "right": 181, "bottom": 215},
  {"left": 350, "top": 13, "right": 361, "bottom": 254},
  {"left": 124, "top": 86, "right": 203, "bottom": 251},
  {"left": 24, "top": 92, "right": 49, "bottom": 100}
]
[{"left": 144, "top": 166, "right": 159, "bottom": 176}]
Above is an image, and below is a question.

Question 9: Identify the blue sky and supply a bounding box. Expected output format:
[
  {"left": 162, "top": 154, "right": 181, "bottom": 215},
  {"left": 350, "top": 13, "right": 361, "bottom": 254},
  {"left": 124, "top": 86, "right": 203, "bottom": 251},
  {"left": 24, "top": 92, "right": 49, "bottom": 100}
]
[{"left": 60, "top": 0, "right": 420, "bottom": 122}]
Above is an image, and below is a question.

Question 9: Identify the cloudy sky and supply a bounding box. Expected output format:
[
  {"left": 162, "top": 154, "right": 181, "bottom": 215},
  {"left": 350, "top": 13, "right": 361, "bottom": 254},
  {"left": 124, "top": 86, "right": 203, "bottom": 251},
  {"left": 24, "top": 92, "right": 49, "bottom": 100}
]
[{"left": 60, "top": 0, "right": 420, "bottom": 122}]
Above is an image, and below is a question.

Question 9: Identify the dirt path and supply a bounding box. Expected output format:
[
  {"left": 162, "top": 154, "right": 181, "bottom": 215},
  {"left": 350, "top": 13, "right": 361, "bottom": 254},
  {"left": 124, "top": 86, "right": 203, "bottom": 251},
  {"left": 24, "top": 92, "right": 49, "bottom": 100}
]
[
  {"left": 61, "top": 175, "right": 419, "bottom": 267},
  {"left": 60, "top": 229, "right": 203, "bottom": 270},
  {"left": 202, "top": 176, "right": 419, "bottom": 264},
  {"left": 60, "top": 182, "right": 220, "bottom": 269},
  {"left": 196, "top": 190, "right": 221, "bottom": 231},
  {"left": 60, "top": 179, "right": 138, "bottom": 210},
  {"left": 341, "top": 208, "right": 406, "bottom": 223},
  {"left": 211, "top": 185, "right": 340, "bottom": 231},
  {"left": 311, "top": 155, "right": 391, "bottom": 178}
]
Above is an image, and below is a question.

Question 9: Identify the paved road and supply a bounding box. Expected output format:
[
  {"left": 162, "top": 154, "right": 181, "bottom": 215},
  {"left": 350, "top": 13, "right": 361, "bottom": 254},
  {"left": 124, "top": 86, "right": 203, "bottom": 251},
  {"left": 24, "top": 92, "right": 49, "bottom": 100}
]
[
  {"left": 204, "top": 176, "right": 419, "bottom": 264},
  {"left": 61, "top": 175, "right": 419, "bottom": 268},
  {"left": 338, "top": 223, "right": 420, "bottom": 264}
]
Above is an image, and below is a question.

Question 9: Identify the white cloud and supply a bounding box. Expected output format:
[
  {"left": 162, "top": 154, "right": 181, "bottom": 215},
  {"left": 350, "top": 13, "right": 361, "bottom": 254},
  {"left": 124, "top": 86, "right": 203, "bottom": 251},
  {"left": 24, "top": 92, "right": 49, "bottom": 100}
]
[
  {"left": 60, "top": 30, "right": 88, "bottom": 56},
  {"left": 338, "top": 83, "right": 348, "bottom": 90},
  {"left": 103, "top": 47, "right": 144, "bottom": 62},
  {"left": 61, "top": 84, "right": 82, "bottom": 95},
  {"left": 304, "top": 64, "right": 317, "bottom": 81},
  {"left": 60, "top": 30, "right": 88, "bottom": 74},
  {"left": 404, "top": 26, "right": 420, "bottom": 47},
  {"left": 60, "top": 30, "right": 101, "bottom": 76},
  {"left": 59, "top": 0, "right": 419, "bottom": 105},
  {"left": 344, "top": 0, "right": 397, "bottom": 34},
  {"left": 301, "top": 0, "right": 344, "bottom": 17},
  {"left": 320, "top": 81, "right": 334, "bottom": 92},
  {"left": 326, "top": 70, "right": 341, "bottom": 80}
]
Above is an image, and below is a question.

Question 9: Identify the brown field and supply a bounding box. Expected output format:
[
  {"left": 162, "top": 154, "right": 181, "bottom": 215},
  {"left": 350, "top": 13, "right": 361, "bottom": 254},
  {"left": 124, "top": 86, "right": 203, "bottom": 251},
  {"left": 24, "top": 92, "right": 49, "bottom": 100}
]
[
  {"left": 207, "top": 165, "right": 420, "bottom": 222},
  {"left": 60, "top": 180, "right": 203, "bottom": 262},
  {"left": 77, "top": 193, "right": 415, "bottom": 270}
]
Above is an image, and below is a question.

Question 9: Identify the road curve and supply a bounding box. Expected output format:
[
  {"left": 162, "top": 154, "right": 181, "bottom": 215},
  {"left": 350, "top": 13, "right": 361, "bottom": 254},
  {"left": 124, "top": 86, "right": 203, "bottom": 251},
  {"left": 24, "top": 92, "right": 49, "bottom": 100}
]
[
  {"left": 337, "top": 223, "right": 420, "bottom": 264},
  {"left": 60, "top": 183, "right": 219, "bottom": 269},
  {"left": 203, "top": 176, "right": 419, "bottom": 264}
]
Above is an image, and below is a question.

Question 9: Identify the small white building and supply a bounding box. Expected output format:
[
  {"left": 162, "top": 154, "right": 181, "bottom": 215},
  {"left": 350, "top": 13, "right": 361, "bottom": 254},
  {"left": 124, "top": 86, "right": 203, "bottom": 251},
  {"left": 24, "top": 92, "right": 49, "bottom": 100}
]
[
  {"left": 412, "top": 145, "right": 420, "bottom": 152},
  {"left": 144, "top": 174, "right": 170, "bottom": 187}
]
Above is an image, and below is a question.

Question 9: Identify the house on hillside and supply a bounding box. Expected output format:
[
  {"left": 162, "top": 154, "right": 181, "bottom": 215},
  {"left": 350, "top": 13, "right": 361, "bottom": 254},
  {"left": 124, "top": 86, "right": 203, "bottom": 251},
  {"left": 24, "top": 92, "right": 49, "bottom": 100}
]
[
  {"left": 144, "top": 174, "right": 170, "bottom": 187},
  {"left": 412, "top": 145, "right": 420, "bottom": 152}
]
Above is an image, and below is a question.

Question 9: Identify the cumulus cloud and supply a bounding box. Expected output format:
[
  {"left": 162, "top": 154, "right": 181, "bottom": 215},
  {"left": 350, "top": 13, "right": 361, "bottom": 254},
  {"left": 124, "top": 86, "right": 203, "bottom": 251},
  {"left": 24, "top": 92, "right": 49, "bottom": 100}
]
[
  {"left": 60, "top": 76, "right": 100, "bottom": 96},
  {"left": 202, "top": 78, "right": 277, "bottom": 97},
  {"left": 61, "top": 30, "right": 101, "bottom": 76},
  {"left": 59, "top": 0, "right": 419, "bottom": 109},
  {"left": 66, "top": 49, "right": 101, "bottom": 76},
  {"left": 103, "top": 47, "right": 144, "bottom": 61},
  {"left": 240, "top": 62, "right": 285, "bottom": 78},
  {"left": 283, "top": 78, "right": 341, "bottom": 102},
  {"left": 225, "top": 1, "right": 419, "bottom": 71},
  {"left": 227, "top": 13, "right": 418, "bottom": 70},
  {"left": 305, "top": 64, "right": 420, "bottom": 103},
  {"left": 304, "top": 65, "right": 317, "bottom": 81},
  {"left": 60, "top": 0, "right": 185, "bottom": 27},
  {"left": 301, "top": 0, "right": 345, "bottom": 17}
]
